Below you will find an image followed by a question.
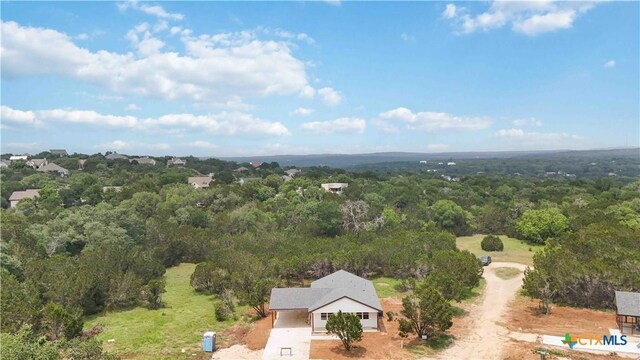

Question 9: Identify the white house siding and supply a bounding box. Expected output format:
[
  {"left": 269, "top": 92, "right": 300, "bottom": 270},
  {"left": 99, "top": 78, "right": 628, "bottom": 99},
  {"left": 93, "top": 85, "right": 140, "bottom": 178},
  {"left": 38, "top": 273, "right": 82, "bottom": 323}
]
[{"left": 311, "top": 297, "right": 378, "bottom": 332}]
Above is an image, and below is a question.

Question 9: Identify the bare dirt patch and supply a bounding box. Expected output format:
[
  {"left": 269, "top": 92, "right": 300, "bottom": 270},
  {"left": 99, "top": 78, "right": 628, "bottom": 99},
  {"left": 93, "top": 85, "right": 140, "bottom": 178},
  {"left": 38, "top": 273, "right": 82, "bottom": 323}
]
[
  {"left": 244, "top": 313, "right": 272, "bottom": 350},
  {"left": 503, "top": 296, "right": 617, "bottom": 336},
  {"left": 310, "top": 298, "right": 414, "bottom": 360}
]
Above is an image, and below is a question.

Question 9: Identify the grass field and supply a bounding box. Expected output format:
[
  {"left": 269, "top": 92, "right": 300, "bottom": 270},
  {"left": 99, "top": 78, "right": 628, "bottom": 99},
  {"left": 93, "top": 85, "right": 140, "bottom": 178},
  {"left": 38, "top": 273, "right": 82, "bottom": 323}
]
[
  {"left": 372, "top": 276, "right": 406, "bottom": 298},
  {"left": 494, "top": 267, "right": 522, "bottom": 280},
  {"left": 86, "top": 263, "right": 249, "bottom": 360},
  {"left": 456, "top": 234, "right": 542, "bottom": 266}
]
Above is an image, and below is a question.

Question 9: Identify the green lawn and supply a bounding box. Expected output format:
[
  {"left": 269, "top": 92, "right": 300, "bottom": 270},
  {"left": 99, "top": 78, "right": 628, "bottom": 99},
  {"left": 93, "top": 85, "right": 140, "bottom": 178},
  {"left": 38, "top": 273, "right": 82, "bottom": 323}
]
[
  {"left": 372, "top": 276, "right": 407, "bottom": 298},
  {"left": 85, "top": 263, "right": 249, "bottom": 360},
  {"left": 456, "top": 234, "right": 542, "bottom": 266},
  {"left": 494, "top": 267, "right": 522, "bottom": 280}
]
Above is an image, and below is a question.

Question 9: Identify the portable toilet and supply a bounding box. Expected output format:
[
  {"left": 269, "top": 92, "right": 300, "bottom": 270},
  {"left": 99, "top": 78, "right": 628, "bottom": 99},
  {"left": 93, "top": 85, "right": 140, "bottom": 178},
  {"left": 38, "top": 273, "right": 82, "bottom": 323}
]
[{"left": 203, "top": 331, "right": 216, "bottom": 352}]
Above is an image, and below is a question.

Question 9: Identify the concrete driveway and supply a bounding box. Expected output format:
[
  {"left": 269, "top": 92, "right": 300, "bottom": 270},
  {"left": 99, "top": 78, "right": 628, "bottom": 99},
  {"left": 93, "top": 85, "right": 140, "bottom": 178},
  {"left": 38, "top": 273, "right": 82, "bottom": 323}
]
[{"left": 262, "top": 311, "right": 311, "bottom": 360}]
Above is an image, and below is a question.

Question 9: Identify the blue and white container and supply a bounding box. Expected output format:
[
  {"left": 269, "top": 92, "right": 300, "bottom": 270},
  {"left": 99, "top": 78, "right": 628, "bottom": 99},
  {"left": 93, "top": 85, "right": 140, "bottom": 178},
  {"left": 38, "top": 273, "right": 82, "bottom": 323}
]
[{"left": 202, "top": 331, "right": 216, "bottom": 352}]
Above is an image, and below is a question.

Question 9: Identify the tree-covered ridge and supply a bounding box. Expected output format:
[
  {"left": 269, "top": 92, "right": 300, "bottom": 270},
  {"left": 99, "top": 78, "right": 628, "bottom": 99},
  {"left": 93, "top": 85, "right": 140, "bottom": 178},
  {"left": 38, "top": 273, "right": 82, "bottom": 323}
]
[{"left": 0, "top": 150, "right": 638, "bottom": 357}]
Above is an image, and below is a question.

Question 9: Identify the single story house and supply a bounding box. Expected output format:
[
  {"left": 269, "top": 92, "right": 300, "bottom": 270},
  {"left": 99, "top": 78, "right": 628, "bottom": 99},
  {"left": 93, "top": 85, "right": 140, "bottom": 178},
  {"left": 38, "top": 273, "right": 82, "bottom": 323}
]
[
  {"left": 105, "top": 152, "right": 128, "bottom": 160},
  {"left": 188, "top": 176, "right": 213, "bottom": 189},
  {"left": 49, "top": 149, "right": 68, "bottom": 156},
  {"left": 249, "top": 161, "right": 263, "bottom": 168},
  {"left": 234, "top": 166, "right": 249, "bottom": 172},
  {"left": 281, "top": 175, "right": 293, "bottom": 182},
  {"left": 615, "top": 291, "right": 640, "bottom": 335},
  {"left": 269, "top": 270, "right": 383, "bottom": 333},
  {"left": 321, "top": 183, "right": 348, "bottom": 195},
  {"left": 285, "top": 168, "right": 302, "bottom": 177},
  {"left": 167, "top": 157, "right": 187, "bottom": 167},
  {"left": 26, "top": 158, "right": 48, "bottom": 169},
  {"left": 9, "top": 189, "right": 40, "bottom": 208},
  {"left": 9, "top": 155, "right": 28, "bottom": 161},
  {"left": 37, "top": 163, "right": 69, "bottom": 176},
  {"left": 130, "top": 157, "right": 156, "bottom": 165}
]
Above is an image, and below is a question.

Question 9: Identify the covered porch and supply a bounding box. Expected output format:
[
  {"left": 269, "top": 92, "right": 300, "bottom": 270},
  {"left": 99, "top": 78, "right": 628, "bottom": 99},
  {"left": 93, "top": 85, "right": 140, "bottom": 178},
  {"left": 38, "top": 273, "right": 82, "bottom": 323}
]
[{"left": 615, "top": 291, "right": 640, "bottom": 336}]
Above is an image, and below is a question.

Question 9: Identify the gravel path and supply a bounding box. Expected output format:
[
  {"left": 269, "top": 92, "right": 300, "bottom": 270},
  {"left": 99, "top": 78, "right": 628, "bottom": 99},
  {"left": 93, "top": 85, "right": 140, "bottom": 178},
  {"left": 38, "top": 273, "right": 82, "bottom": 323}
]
[{"left": 434, "top": 262, "right": 528, "bottom": 360}]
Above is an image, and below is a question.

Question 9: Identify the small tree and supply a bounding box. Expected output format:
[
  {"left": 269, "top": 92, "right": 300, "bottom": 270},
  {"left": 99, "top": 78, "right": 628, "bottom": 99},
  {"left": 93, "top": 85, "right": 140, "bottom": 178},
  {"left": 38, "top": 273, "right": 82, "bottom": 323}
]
[
  {"left": 143, "top": 278, "right": 166, "bottom": 310},
  {"left": 399, "top": 285, "right": 453, "bottom": 339},
  {"left": 325, "top": 311, "right": 363, "bottom": 351},
  {"left": 481, "top": 235, "right": 504, "bottom": 251}
]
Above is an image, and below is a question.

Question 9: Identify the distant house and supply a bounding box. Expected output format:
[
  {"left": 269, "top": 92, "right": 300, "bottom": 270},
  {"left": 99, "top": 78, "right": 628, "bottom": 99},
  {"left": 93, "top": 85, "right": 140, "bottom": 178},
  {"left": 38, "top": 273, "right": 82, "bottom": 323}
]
[
  {"left": 78, "top": 159, "right": 87, "bottom": 170},
  {"left": 285, "top": 169, "right": 302, "bottom": 177},
  {"left": 37, "top": 163, "right": 69, "bottom": 176},
  {"left": 419, "top": 160, "right": 428, "bottom": 164},
  {"left": 105, "top": 152, "right": 128, "bottom": 160},
  {"left": 188, "top": 176, "right": 213, "bottom": 189},
  {"left": 167, "top": 157, "right": 187, "bottom": 167},
  {"left": 131, "top": 157, "right": 156, "bottom": 165},
  {"left": 321, "top": 183, "right": 348, "bottom": 195},
  {"left": 0, "top": 159, "right": 10, "bottom": 168},
  {"left": 9, "top": 189, "right": 40, "bottom": 208},
  {"left": 249, "top": 161, "right": 263, "bottom": 168},
  {"left": 447, "top": 162, "right": 456, "bottom": 166},
  {"left": 281, "top": 175, "right": 293, "bottom": 182},
  {"left": 102, "top": 186, "right": 123, "bottom": 193},
  {"left": 615, "top": 291, "right": 639, "bottom": 335},
  {"left": 238, "top": 177, "right": 261, "bottom": 185},
  {"left": 269, "top": 270, "right": 382, "bottom": 332},
  {"left": 9, "top": 155, "right": 28, "bottom": 161},
  {"left": 26, "top": 158, "right": 48, "bottom": 169},
  {"left": 234, "top": 166, "right": 249, "bottom": 172},
  {"left": 49, "top": 149, "right": 68, "bottom": 156}
]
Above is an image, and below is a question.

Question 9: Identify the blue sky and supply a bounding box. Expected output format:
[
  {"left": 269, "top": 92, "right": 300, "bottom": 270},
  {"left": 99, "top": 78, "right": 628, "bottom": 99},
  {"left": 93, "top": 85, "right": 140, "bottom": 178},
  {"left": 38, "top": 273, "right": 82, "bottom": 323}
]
[{"left": 1, "top": 1, "right": 638, "bottom": 156}]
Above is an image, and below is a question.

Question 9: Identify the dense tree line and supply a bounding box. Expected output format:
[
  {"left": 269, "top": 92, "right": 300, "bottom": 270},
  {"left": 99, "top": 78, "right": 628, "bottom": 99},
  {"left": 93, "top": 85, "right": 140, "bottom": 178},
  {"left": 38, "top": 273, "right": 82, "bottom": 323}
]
[{"left": 1, "top": 150, "right": 638, "bottom": 356}]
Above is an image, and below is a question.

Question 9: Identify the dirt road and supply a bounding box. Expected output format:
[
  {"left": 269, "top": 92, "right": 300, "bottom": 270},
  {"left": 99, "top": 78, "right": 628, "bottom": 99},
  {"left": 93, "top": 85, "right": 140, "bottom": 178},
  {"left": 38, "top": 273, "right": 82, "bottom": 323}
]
[{"left": 434, "top": 262, "right": 529, "bottom": 360}]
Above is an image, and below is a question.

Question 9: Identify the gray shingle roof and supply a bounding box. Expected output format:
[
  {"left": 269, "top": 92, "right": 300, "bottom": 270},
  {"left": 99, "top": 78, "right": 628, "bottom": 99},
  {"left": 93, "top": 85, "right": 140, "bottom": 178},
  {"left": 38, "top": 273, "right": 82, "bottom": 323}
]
[
  {"left": 615, "top": 291, "right": 640, "bottom": 316},
  {"left": 37, "top": 163, "right": 69, "bottom": 174},
  {"left": 268, "top": 270, "right": 382, "bottom": 312}
]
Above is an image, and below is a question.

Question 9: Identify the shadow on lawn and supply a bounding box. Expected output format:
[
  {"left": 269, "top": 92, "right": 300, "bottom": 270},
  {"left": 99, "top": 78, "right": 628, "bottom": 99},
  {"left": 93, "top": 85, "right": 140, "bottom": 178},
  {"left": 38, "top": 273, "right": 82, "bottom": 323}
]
[{"left": 329, "top": 345, "right": 367, "bottom": 358}]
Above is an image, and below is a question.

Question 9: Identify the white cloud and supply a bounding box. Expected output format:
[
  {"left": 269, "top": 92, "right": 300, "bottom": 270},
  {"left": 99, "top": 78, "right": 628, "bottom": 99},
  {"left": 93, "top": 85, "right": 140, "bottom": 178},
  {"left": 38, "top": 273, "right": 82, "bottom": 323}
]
[
  {"left": 1, "top": 105, "right": 290, "bottom": 136},
  {"left": 301, "top": 117, "right": 365, "bottom": 134},
  {"left": 188, "top": 140, "right": 218, "bottom": 150},
  {"left": 96, "top": 139, "right": 170, "bottom": 151},
  {"left": 512, "top": 117, "right": 542, "bottom": 127},
  {"left": 75, "top": 33, "right": 89, "bottom": 40},
  {"left": 377, "top": 107, "right": 492, "bottom": 132},
  {"left": 495, "top": 128, "right": 583, "bottom": 148},
  {"left": 299, "top": 85, "right": 316, "bottom": 99},
  {"left": 444, "top": 1, "right": 596, "bottom": 36},
  {"left": 290, "top": 107, "right": 314, "bottom": 117},
  {"left": 427, "top": 144, "right": 449, "bottom": 152},
  {"left": 400, "top": 33, "right": 416, "bottom": 42},
  {"left": 118, "top": 1, "right": 184, "bottom": 21},
  {"left": 604, "top": 60, "right": 616, "bottom": 68},
  {"left": 126, "top": 103, "right": 141, "bottom": 111},
  {"left": 443, "top": 4, "right": 457, "bottom": 19},
  {"left": 1, "top": 21, "right": 313, "bottom": 104},
  {"left": 318, "top": 87, "right": 343, "bottom": 106},
  {"left": 1, "top": 105, "right": 43, "bottom": 127}
]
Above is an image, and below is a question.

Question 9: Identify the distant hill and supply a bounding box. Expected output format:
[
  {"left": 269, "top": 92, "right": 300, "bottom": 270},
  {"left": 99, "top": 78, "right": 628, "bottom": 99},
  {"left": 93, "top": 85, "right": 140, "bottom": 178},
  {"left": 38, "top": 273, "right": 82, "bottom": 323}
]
[{"left": 221, "top": 148, "right": 639, "bottom": 169}]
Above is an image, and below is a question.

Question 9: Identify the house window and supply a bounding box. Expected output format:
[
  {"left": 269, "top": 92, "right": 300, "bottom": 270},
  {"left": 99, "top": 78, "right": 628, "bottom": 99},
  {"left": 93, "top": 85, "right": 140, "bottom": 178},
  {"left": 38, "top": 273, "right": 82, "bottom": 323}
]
[
  {"left": 321, "top": 313, "right": 334, "bottom": 320},
  {"left": 354, "top": 312, "right": 369, "bottom": 320}
]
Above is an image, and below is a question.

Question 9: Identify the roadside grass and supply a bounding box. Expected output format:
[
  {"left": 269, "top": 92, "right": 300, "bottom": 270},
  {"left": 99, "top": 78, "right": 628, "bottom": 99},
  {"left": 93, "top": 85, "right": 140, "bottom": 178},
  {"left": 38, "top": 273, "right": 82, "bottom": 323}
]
[
  {"left": 372, "top": 276, "right": 407, "bottom": 298},
  {"left": 85, "top": 263, "right": 250, "bottom": 360},
  {"left": 494, "top": 267, "right": 522, "bottom": 280},
  {"left": 461, "top": 278, "right": 486, "bottom": 304},
  {"left": 456, "top": 234, "right": 542, "bottom": 266}
]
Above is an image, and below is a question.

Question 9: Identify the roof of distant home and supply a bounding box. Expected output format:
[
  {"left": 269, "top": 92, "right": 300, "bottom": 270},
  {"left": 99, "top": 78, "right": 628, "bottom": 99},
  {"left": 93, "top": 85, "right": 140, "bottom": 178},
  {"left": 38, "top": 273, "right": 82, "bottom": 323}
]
[
  {"left": 188, "top": 176, "right": 212, "bottom": 187},
  {"left": 49, "top": 149, "right": 67, "bottom": 155},
  {"left": 9, "top": 189, "right": 40, "bottom": 201},
  {"left": 105, "top": 152, "right": 128, "bottom": 160},
  {"left": 269, "top": 270, "right": 382, "bottom": 312},
  {"left": 615, "top": 291, "right": 640, "bottom": 316},
  {"left": 37, "top": 163, "right": 68, "bottom": 173}
]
